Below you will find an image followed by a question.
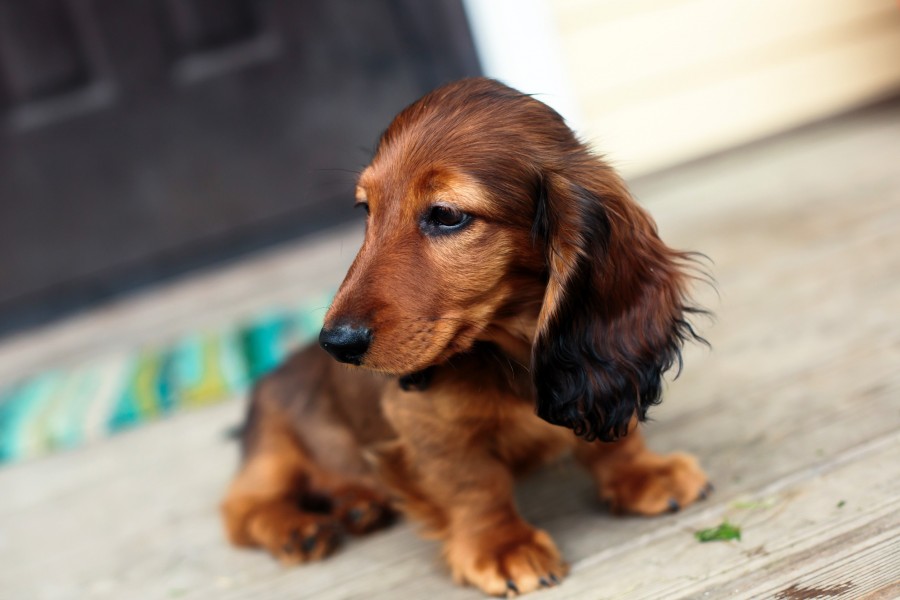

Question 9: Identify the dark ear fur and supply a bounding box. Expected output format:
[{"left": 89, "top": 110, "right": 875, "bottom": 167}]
[{"left": 532, "top": 167, "right": 707, "bottom": 442}]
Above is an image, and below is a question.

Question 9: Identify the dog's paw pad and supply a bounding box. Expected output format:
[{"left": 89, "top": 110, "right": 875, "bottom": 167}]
[
  {"left": 450, "top": 529, "right": 568, "bottom": 596},
  {"left": 601, "top": 452, "right": 710, "bottom": 516}
]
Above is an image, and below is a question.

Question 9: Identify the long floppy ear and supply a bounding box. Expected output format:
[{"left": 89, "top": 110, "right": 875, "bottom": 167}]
[{"left": 532, "top": 166, "right": 707, "bottom": 442}]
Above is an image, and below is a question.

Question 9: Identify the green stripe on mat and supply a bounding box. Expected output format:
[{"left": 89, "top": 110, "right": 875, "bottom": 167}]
[{"left": 0, "top": 295, "right": 330, "bottom": 465}]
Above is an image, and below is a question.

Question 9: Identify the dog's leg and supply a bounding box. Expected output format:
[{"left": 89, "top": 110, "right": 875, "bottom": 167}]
[
  {"left": 376, "top": 440, "right": 567, "bottom": 596},
  {"left": 221, "top": 371, "right": 394, "bottom": 563},
  {"left": 574, "top": 426, "right": 711, "bottom": 515},
  {"left": 304, "top": 433, "right": 396, "bottom": 536},
  {"left": 221, "top": 419, "right": 342, "bottom": 563}
]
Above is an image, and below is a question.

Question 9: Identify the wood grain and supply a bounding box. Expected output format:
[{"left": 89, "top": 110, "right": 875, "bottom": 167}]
[{"left": 0, "top": 100, "right": 898, "bottom": 599}]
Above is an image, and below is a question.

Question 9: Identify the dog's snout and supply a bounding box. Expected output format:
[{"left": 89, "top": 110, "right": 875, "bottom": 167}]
[{"left": 319, "top": 323, "right": 373, "bottom": 365}]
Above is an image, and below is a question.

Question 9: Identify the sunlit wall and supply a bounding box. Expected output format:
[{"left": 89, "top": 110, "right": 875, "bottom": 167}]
[{"left": 465, "top": 0, "right": 900, "bottom": 176}]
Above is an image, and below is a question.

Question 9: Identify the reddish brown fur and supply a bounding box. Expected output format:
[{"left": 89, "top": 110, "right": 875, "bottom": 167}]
[{"left": 221, "top": 78, "right": 710, "bottom": 596}]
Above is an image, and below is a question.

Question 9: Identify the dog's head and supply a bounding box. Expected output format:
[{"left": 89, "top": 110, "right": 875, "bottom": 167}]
[{"left": 321, "top": 78, "right": 706, "bottom": 441}]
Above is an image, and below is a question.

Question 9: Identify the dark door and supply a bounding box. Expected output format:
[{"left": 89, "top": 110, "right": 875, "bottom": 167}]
[{"left": 0, "top": 0, "right": 479, "bottom": 335}]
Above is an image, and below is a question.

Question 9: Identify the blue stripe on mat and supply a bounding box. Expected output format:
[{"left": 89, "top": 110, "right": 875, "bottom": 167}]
[{"left": 0, "top": 299, "right": 329, "bottom": 466}]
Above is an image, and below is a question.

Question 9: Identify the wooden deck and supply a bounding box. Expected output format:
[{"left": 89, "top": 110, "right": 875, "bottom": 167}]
[{"left": 1, "top": 100, "right": 899, "bottom": 599}]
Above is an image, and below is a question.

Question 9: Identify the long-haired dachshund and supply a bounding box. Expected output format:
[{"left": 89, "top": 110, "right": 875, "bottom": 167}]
[{"left": 222, "top": 77, "right": 710, "bottom": 596}]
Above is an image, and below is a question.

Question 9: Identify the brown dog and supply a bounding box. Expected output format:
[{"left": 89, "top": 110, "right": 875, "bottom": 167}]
[{"left": 221, "top": 78, "right": 710, "bottom": 596}]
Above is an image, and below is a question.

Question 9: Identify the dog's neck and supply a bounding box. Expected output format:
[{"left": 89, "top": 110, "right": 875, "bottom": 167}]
[{"left": 484, "top": 315, "right": 539, "bottom": 368}]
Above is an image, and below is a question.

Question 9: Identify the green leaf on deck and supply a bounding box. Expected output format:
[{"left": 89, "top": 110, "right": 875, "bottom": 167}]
[{"left": 695, "top": 521, "right": 742, "bottom": 542}]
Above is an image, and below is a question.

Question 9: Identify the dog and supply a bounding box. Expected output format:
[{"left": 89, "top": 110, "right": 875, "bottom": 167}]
[{"left": 221, "top": 77, "right": 710, "bottom": 596}]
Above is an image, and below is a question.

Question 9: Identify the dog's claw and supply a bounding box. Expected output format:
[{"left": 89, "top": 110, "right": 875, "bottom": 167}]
[
  {"left": 667, "top": 498, "right": 680, "bottom": 513},
  {"left": 539, "top": 577, "right": 551, "bottom": 588},
  {"left": 347, "top": 507, "right": 364, "bottom": 524},
  {"left": 549, "top": 573, "right": 560, "bottom": 584},
  {"left": 506, "top": 579, "right": 519, "bottom": 595},
  {"left": 301, "top": 533, "right": 319, "bottom": 554}
]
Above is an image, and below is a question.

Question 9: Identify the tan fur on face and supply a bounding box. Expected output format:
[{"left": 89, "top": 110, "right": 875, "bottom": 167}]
[{"left": 328, "top": 165, "right": 540, "bottom": 374}]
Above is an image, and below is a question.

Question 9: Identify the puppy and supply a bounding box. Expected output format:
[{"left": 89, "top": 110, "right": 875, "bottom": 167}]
[{"left": 222, "top": 77, "right": 710, "bottom": 596}]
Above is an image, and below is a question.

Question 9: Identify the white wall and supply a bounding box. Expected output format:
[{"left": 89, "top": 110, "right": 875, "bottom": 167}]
[
  {"left": 460, "top": 0, "right": 582, "bottom": 128},
  {"left": 463, "top": 0, "right": 900, "bottom": 177}
]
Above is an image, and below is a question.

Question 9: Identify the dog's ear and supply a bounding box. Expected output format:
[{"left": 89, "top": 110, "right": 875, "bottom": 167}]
[{"left": 531, "top": 166, "right": 706, "bottom": 442}]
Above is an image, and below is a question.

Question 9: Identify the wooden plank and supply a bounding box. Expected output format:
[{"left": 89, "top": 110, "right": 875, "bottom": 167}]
[
  {"left": 1, "top": 372, "right": 895, "bottom": 600},
  {"left": 708, "top": 515, "right": 900, "bottom": 599},
  {"left": 1, "top": 97, "right": 899, "bottom": 600},
  {"left": 537, "top": 433, "right": 900, "bottom": 600}
]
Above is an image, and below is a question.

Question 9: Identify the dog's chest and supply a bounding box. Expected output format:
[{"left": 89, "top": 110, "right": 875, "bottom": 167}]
[{"left": 489, "top": 400, "right": 573, "bottom": 474}]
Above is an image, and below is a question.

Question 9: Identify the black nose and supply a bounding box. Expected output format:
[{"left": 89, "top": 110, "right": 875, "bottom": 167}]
[{"left": 319, "top": 323, "right": 373, "bottom": 365}]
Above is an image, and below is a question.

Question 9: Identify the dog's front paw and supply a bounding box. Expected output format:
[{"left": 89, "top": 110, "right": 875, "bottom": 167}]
[
  {"left": 600, "top": 451, "right": 711, "bottom": 515},
  {"left": 446, "top": 527, "right": 568, "bottom": 596},
  {"left": 248, "top": 505, "right": 342, "bottom": 564}
]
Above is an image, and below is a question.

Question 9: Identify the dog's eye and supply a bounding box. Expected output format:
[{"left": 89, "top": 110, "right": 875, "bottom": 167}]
[
  {"left": 356, "top": 201, "right": 370, "bottom": 215},
  {"left": 423, "top": 205, "right": 471, "bottom": 233}
]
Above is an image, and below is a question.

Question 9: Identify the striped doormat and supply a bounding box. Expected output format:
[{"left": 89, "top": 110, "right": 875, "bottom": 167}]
[{"left": 0, "top": 294, "right": 331, "bottom": 465}]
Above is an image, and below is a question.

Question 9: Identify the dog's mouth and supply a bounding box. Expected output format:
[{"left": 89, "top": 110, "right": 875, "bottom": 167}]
[{"left": 354, "top": 318, "right": 483, "bottom": 375}]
